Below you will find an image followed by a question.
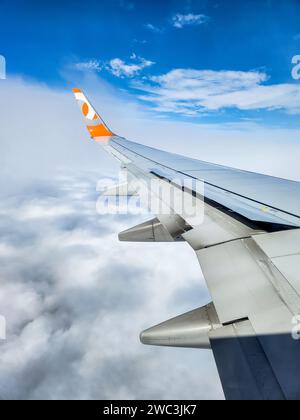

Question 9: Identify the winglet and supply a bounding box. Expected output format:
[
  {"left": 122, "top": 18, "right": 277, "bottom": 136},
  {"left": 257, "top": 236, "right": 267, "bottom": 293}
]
[{"left": 72, "top": 88, "right": 115, "bottom": 140}]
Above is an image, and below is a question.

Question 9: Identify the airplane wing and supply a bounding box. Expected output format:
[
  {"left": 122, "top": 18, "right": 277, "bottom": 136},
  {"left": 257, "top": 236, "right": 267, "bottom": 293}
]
[{"left": 73, "top": 88, "right": 300, "bottom": 400}]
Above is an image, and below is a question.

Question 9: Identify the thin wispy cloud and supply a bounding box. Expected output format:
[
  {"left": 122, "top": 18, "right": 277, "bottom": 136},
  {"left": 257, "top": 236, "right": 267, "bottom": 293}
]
[
  {"left": 144, "top": 23, "right": 164, "bottom": 33},
  {"left": 108, "top": 55, "right": 155, "bottom": 78},
  {"left": 172, "top": 13, "right": 209, "bottom": 29},
  {"left": 75, "top": 60, "right": 103, "bottom": 72},
  {"left": 75, "top": 55, "right": 155, "bottom": 79},
  {"left": 133, "top": 39, "right": 147, "bottom": 45},
  {"left": 133, "top": 68, "right": 300, "bottom": 116}
]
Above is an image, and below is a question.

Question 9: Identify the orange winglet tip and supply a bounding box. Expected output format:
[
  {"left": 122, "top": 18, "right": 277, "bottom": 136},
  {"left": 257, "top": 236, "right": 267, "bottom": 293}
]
[
  {"left": 72, "top": 87, "right": 116, "bottom": 139},
  {"left": 87, "top": 123, "right": 114, "bottom": 138}
]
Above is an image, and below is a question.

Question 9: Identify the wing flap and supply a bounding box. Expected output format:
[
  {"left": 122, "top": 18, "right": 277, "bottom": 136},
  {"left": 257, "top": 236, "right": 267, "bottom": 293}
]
[
  {"left": 197, "top": 231, "right": 300, "bottom": 400},
  {"left": 210, "top": 320, "right": 285, "bottom": 400}
]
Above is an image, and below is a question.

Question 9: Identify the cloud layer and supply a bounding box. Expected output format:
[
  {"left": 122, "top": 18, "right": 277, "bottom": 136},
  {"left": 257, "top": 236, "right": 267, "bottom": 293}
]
[{"left": 0, "top": 174, "right": 223, "bottom": 400}]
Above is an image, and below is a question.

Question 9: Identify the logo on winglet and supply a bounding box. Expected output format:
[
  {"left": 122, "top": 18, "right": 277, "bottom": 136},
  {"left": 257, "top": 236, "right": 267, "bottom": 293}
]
[{"left": 72, "top": 88, "right": 114, "bottom": 139}]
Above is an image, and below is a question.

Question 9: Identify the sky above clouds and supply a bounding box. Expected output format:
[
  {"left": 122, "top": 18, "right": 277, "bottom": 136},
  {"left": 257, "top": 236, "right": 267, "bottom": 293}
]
[
  {"left": 1, "top": 0, "right": 300, "bottom": 400},
  {"left": 1, "top": 0, "right": 300, "bottom": 124}
]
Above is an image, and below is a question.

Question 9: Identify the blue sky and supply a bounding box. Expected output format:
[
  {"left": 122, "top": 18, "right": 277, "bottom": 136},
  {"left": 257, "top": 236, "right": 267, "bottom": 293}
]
[{"left": 1, "top": 0, "right": 300, "bottom": 125}]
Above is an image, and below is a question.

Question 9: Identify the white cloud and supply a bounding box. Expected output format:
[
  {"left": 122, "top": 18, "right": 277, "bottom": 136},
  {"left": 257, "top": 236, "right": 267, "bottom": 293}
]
[
  {"left": 146, "top": 14, "right": 208, "bottom": 33},
  {"left": 144, "top": 23, "right": 163, "bottom": 33},
  {"left": 75, "top": 55, "right": 155, "bottom": 79},
  {"left": 134, "top": 68, "right": 300, "bottom": 115},
  {"left": 108, "top": 56, "right": 155, "bottom": 78},
  {"left": 172, "top": 13, "right": 209, "bottom": 29},
  {"left": 75, "top": 60, "right": 102, "bottom": 72}
]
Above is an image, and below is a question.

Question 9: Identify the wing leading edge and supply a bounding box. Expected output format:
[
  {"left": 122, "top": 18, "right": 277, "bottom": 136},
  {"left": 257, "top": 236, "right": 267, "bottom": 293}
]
[{"left": 73, "top": 88, "right": 300, "bottom": 400}]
